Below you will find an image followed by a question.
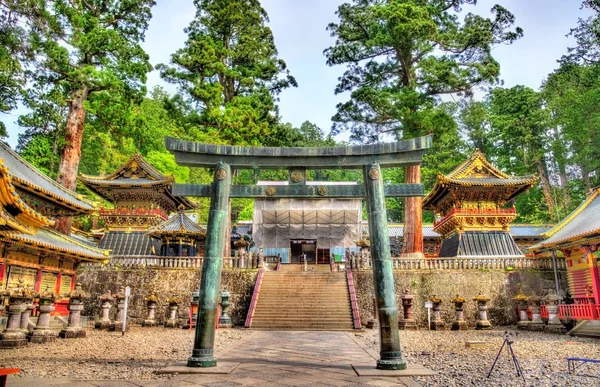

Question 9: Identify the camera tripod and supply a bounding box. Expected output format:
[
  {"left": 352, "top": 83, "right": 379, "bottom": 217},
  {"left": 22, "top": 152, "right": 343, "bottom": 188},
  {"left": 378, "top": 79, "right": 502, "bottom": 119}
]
[{"left": 487, "top": 332, "right": 525, "bottom": 383}]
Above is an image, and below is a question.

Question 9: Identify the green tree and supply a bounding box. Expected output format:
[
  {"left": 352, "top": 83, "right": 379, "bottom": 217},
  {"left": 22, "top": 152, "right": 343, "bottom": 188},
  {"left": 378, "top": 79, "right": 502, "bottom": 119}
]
[
  {"left": 21, "top": 0, "right": 155, "bottom": 233},
  {"left": 158, "top": 0, "right": 296, "bottom": 146}
]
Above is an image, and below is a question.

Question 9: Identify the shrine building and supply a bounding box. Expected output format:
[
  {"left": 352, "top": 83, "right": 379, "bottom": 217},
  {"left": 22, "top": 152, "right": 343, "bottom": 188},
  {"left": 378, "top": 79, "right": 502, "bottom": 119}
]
[
  {"left": 0, "top": 142, "right": 108, "bottom": 295},
  {"left": 79, "top": 154, "right": 197, "bottom": 258},
  {"left": 423, "top": 150, "right": 538, "bottom": 257}
]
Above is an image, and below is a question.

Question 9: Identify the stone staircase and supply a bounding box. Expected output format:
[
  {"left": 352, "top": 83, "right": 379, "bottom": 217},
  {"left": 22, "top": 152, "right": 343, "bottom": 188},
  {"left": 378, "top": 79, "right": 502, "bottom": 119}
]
[
  {"left": 567, "top": 320, "right": 600, "bottom": 338},
  {"left": 250, "top": 271, "right": 354, "bottom": 330}
]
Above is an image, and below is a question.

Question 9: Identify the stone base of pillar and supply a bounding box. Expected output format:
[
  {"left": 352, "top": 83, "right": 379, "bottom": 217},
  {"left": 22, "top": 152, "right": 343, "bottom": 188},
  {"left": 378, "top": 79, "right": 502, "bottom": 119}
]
[
  {"left": 376, "top": 358, "right": 407, "bottom": 370},
  {"left": 59, "top": 327, "right": 87, "bottom": 339},
  {"left": 365, "top": 319, "right": 378, "bottom": 329},
  {"left": 398, "top": 319, "right": 418, "bottom": 330},
  {"left": 399, "top": 252, "right": 424, "bottom": 259},
  {"left": 527, "top": 321, "right": 545, "bottom": 331},
  {"left": 430, "top": 321, "right": 445, "bottom": 330},
  {"left": 475, "top": 320, "right": 493, "bottom": 330},
  {"left": 95, "top": 319, "right": 112, "bottom": 330},
  {"left": 28, "top": 329, "right": 58, "bottom": 343},
  {"left": 451, "top": 321, "right": 468, "bottom": 331},
  {"left": 517, "top": 321, "right": 530, "bottom": 330},
  {"left": 0, "top": 330, "right": 28, "bottom": 347},
  {"left": 165, "top": 319, "right": 179, "bottom": 328},
  {"left": 545, "top": 323, "right": 567, "bottom": 334},
  {"left": 142, "top": 319, "right": 158, "bottom": 327}
]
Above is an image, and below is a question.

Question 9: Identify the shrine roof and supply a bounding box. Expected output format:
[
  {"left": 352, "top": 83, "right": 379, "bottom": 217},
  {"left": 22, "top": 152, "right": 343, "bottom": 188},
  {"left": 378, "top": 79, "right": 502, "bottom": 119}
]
[
  {"left": 364, "top": 223, "right": 549, "bottom": 239},
  {"left": 532, "top": 187, "right": 600, "bottom": 251},
  {"left": 98, "top": 231, "right": 158, "bottom": 256},
  {"left": 78, "top": 153, "right": 196, "bottom": 210},
  {"left": 423, "top": 150, "right": 537, "bottom": 209},
  {"left": 148, "top": 208, "right": 205, "bottom": 238},
  {"left": 0, "top": 228, "right": 108, "bottom": 261},
  {"left": 0, "top": 142, "right": 95, "bottom": 215}
]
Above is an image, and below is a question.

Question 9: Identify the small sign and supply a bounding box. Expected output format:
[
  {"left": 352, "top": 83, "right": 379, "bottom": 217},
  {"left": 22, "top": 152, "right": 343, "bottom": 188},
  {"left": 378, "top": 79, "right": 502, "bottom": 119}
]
[
  {"left": 125, "top": 286, "right": 131, "bottom": 297},
  {"left": 424, "top": 301, "right": 433, "bottom": 309}
]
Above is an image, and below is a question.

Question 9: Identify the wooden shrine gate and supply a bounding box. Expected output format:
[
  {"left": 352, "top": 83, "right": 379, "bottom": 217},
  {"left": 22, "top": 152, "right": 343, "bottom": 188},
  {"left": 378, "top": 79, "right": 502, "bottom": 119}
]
[{"left": 165, "top": 135, "right": 432, "bottom": 371}]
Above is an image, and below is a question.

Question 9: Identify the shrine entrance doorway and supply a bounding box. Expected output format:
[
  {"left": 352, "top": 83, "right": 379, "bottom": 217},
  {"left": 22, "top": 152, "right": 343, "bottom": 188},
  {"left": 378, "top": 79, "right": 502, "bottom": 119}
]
[
  {"left": 290, "top": 239, "right": 316, "bottom": 263},
  {"left": 317, "top": 248, "right": 330, "bottom": 264},
  {"left": 166, "top": 134, "right": 432, "bottom": 371}
]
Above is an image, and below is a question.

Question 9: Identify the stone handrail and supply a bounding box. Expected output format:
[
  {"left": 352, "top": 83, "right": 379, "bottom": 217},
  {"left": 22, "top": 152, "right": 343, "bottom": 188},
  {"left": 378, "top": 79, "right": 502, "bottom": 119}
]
[
  {"left": 244, "top": 269, "right": 264, "bottom": 328},
  {"left": 346, "top": 269, "right": 361, "bottom": 329}
]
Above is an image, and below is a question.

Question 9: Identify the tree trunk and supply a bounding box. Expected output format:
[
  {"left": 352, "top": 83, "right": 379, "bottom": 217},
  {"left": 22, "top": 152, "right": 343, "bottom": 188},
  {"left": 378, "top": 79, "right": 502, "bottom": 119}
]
[
  {"left": 401, "top": 165, "right": 423, "bottom": 258},
  {"left": 534, "top": 159, "right": 555, "bottom": 221},
  {"left": 55, "top": 85, "right": 89, "bottom": 235}
]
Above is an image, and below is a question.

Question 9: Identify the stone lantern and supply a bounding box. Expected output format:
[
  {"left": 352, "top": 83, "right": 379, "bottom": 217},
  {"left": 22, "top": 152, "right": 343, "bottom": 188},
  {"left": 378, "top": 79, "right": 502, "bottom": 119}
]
[
  {"left": 110, "top": 287, "right": 128, "bottom": 331},
  {"left": 142, "top": 294, "right": 159, "bottom": 327},
  {"left": 473, "top": 293, "right": 492, "bottom": 330},
  {"left": 29, "top": 285, "right": 58, "bottom": 343},
  {"left": 59, "top": 283, "right": 89, "bottom": 338},
  {"left": 258, "top": 247, "right": 265, "bottom": 269},
  {"left": 218, "top": 289, "right": 233, "bottom": 328},
  {"left": 20, "top": 283, "right": 35, "bottom": 332},
  {"left": 512, "top": 288, "right": 529, "bottom": 330},
  {"left": 398, "top": 289, "right": 417, "bottom": 330},
  {"left": 543, "top": 291, "right": 566, "bottom": 334},
  {"left": 356, "top": 239, "right": 370, "bottom": 269},
  {"left": 95, "top": 291, "right": 114, "bottom": 330},
  {"left": 366, "top": 296, "right": 378, "bottom": 329},
  {"left": 527, "top": 295, "right": 544, "bottom": 331},
  {"left": 165, "top": 295, "right": 181, "bottom": 328},
  {"left": 234, "top": 239, "right": 249, "bottom": 268},
  {"left": 0, "top": 279, "right": 34, "bottom": 347},
  {"left": 429, "top": 295, "right": 445, "bottom": 330},
  {"left": 450, "top": 294, "right": 468, "bottom": 331}
]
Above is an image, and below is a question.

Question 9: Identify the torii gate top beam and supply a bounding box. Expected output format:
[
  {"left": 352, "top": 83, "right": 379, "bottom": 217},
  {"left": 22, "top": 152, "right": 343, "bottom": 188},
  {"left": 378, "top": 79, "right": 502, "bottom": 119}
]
[{"left": 165, "top": 135, "right": 432, "bottom": 169}]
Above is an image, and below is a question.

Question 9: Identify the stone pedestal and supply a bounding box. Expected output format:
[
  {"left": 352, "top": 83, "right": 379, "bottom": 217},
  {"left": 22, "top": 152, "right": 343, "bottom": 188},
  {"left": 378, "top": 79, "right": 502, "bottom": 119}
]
[
  {"left": 398, "top": 290, "right": 417, "bottom": 330},
  {"left": 258, "top": 249, "right": 264, "bottom": 269},
  {"left": 473, "top": 293, "right": 492, "bottom": 330},
  {"left": 0, "top": 296, "right": 29, "bottom": 347},
  {"left": 429, "top": 296, "right": 445, "bottom": 330},
  {"left": 250, "top": 252, "right": 256, "bottom": 269},
  {"left": 451, "top": 295, "right": 468, "bottom": 331},
  {"left": 110, "top": 292, "right": 128, "bottom": 331},
  {"left": 513, "top": 289, "right": 530, "bottom": 330},
  {"left": 165, "top": 301, "right": 179, "bottom": 328},
  {"left": 59, "top": 299, "right": 86, "bottom": 338},
  {"left": 218, "top": 290, "right": 232, "bottom": 328},
  {"left": 365, "top": 296, "right": 378, "bottom": 329},
  {"left": 527, "top": 295, "right": 544, "bottom": 331},
  {"left": 143, "top": 300, "right": 158, "bottom": 327},
  {"left": 20, "top": 298, "right": 34, "bottom": 332},
  {"left": 29, "top": 300, "right": 57, "bottom": 343},
  {"left": 544, "top": 292, "right": 566, "bottom": 333},
  {"left": 95, "top": 300, "right": 113, "bottom": 329}
]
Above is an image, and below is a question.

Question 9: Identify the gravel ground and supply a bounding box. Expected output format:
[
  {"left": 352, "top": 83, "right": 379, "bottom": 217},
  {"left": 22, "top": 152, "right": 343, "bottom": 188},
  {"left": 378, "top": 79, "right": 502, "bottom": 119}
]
[
  {"left": 0, "top": 327, "right": 254, "bottom": 380},
  {"left": 354, "top": 328, "right": 600, "bottom": 387}
]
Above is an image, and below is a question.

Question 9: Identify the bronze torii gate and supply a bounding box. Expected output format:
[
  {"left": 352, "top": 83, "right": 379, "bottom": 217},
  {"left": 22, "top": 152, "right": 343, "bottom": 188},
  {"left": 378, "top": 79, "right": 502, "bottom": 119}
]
[{"left": 166, "top": 135, "right": 432, "bottom": 370}]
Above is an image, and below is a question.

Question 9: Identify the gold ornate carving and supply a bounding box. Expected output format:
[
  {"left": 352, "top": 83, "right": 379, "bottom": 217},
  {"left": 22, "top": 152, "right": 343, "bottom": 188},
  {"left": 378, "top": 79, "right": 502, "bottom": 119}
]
[
  {"left": 266, "top": 187, "right": 276, "bottom": 196},
  {"left": 368, "top": 168, "right": 379, "bottom": 180},
  {"left": 215, "top": 168, "right": 227, "bottom": 180},
  {"left": 318, "top": 186, "right": 327, "bottom": 196},
  {"left": 290, "top": 169, "right": 304, "bottom": 183}
]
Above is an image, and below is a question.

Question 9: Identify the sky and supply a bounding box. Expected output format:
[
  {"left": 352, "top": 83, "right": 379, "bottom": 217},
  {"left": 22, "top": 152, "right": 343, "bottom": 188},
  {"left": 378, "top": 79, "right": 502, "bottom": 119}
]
[{"left": 2, "top": 0, "right": 593, "bottom": 148}]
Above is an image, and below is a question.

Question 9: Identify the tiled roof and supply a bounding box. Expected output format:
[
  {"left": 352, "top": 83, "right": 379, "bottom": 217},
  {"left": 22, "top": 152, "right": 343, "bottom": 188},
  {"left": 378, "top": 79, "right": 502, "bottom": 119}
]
[
  {"left": 0, "top": 228, "right": 108, "bottom": 261},
  {"left": 532, "top": 188, "right": 600, "bottom": 251},
  {"left": 364, "top": 224, "right": 548, "bottom": 240},
  {"left": 80, "top": 153, "right": 166, "bottom": 181},
  {"left": 148, "top": 211, "right": 205, "bottom": 238},
  {"left": 77, "top": 178, "right": 171, "bottom": 187},
  {"left": 0, "top": 142, "right": 94, "bottom": 214},
  {"left": 98, "top": 231, "right": 158, "bottom": 256},
  {"left": 439, "top": 231, "right": 523, "bottom": 257},
  {"left": 387, "top": 224, "right": 439, "bottom": 238}
]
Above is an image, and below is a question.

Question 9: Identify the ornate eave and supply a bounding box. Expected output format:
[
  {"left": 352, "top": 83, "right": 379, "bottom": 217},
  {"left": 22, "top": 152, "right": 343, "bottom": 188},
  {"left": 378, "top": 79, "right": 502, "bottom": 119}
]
[
  {"left": 0, "top": 142, "right": 95, "bottom": 216},
  {"left": 147, "top": 208, "right": 206, "bottom": 240}
]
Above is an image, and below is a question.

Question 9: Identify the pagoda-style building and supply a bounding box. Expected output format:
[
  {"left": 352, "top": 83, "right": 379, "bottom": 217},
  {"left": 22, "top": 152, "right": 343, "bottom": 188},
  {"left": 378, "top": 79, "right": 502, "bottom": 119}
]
[
  {"left": 79, "top": 154, "right": 196, "bottom": 257},
  {"left": 423, "top": 151, "right": 538, "bottom": 257},
  {"left": 0, "top": 142, "right": 108, "bottom": 295},
  {"left": 147, "top": 205, "right": 206, "bottom": 257}
]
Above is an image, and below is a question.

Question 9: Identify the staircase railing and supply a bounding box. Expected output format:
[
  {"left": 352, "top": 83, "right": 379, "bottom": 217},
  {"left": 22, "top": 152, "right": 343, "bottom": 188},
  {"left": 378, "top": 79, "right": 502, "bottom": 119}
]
[
  {"left": 244, "top": 269, "right": 265, "bottom": 328},
  {"left": 346, "top": 269, "right": 361, "bottom": 329}
]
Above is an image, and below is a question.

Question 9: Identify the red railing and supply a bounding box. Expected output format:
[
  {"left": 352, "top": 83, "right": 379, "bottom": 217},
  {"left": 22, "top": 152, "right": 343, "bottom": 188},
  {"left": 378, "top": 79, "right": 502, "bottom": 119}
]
[
  {"left": 559, "top": 304, "right": 597, "bottom": 320},
  {"left": 434, "top": 207, "right": 516, "bottom": 228},
  {"left": 244, "top": 269, "right": 264, "bottom": 328},
  {"left": 99, "top": 208, "right": 168, "bottom": 220},
  {"left": 541, "top": 305, "right": 548, "bottom": 319},
  {"left": 346, "top": 269, "right": 361, "bottom": 329}
]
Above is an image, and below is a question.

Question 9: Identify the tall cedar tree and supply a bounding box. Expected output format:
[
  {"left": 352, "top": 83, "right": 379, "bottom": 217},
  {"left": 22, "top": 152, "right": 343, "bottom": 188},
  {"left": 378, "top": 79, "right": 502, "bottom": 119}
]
[
  {"left": 325, "top": 0, "right": 522, "bottom": 255},
  {"left": 22, "top": 0, "right": 155, "bottom": 233},
  {"left": 158, "top": 0, "right": 297, "bottom": 146}
]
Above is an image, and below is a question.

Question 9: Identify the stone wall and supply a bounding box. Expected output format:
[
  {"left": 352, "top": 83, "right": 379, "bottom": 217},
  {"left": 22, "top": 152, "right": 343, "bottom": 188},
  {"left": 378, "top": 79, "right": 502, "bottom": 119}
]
[
  {"left": 353, "top": 269, "right": 568, "bottom": 327},
  {"left": 77, "top": 266, "right": 259, "bottom": 326}
]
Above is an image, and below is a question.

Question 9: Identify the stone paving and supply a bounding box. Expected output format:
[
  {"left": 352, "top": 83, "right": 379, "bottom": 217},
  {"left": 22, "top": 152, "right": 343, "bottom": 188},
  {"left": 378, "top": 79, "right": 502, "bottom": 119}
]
[{"left": 7, "top": 331, "right": 422, "bottom": 386}]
